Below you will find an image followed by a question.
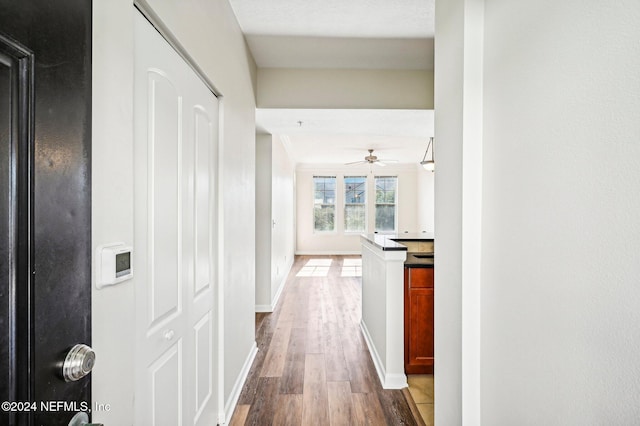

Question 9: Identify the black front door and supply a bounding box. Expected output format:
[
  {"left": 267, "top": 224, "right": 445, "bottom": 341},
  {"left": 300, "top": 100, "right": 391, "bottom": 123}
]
[{"left": 0, "top": 1, "right": 92, "bottom": 425}]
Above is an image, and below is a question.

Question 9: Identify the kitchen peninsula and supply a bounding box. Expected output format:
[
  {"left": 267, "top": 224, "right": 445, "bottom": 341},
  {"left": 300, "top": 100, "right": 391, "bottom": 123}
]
[{"left": 360, "top": 233, "right": 434, "bottom": 389}]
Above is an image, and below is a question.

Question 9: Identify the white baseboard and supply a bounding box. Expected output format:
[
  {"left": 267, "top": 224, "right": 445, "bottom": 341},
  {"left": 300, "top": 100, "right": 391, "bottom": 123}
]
[
  {"left": 382, "top": 372, "right": 408, "bottom": 389},
  {"left": 254, "top": 304, "right": 272, "bottom": 313},
  {"left": 269, "top": 263, "right": 288, "bottom": 309},
  {"left": 219, "top": 341, "right": 258, "bottom": 424},
  {"left": 255, "top": 257, "right": 293, "bottom": 313},
  {"left": 295, "top": 250, "right": 361, "bottom": 256},
  {"left": 360, "top": 321, "right": 407, "bottom": 390},
  {"left": 360, "top": 320, "right": 386, "bottom": 387}
]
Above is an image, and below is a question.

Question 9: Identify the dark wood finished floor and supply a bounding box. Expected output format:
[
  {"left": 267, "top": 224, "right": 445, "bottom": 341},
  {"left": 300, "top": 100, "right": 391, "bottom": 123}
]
[{"left": 230, "top": 255, "right": 418, "bottom": 426}]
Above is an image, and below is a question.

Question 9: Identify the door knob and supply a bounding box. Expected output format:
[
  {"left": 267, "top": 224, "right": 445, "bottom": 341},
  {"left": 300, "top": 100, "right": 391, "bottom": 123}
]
[
  {"left": 62, "top": 344, "right": 96, "bottom": 382},
  {"left": 68, "top": 411, "right": 103, "bottom": 426}
]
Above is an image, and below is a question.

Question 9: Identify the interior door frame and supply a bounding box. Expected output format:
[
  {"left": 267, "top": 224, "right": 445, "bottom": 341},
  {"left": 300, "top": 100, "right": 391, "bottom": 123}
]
[{"left": 0, "top": 31, "right": 35, "bottom": 421}]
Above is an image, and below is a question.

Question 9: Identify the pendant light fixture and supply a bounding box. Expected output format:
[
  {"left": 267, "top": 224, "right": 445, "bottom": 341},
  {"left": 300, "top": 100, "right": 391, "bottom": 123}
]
[{"left": 420, "top": 137, "right": 435, "bottom": 172}]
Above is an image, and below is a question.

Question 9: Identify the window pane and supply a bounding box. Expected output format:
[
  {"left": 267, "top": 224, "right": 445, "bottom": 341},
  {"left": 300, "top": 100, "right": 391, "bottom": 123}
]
[
  {"left": 345, "top": 205, "right": 366, "bottom": 232},
  {"left": 375, "top": 176, "right": 396, "bottom": 232},
  {"left": 384, "top": 190, "right": 395, "bottom": 203},
  {"left": 324, "top": 190, "right": 335, "bottom": 204},
  {"left": 313, "top": 176, "right": 336, "bottom": 232},
  {"left": 344, "top": 176, "right": 366, "bottom": 204},
  {"left": 314, "top": 205, "right": 335, "bottom": 231},
  {"left": 375, "top": 205, "right": 395, "bottom": 231},
  {"left": 344, "top": 176, "right": 366, "bottom": 232}
]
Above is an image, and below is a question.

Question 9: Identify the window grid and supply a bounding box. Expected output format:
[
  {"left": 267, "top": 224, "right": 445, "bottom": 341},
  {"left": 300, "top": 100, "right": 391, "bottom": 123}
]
[
  {"left": 313, "top": 176, "right": 336, "bottom": 232},
  {"left": 375, "top": 176, "right": 397, "bottom": 232},
  {"left": 344, "top": 176, "right": 367, "bottom": 232}
]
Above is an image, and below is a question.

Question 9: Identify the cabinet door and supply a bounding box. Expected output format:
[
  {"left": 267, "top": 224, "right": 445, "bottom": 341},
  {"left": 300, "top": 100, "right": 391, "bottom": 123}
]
[
  {"left": 408, "top": 267, "right": 434, "bottom": 288},
  {"left": 407, "top": 287, "right": 434, "bottom": 373},
  {"left": 404, "top": 268, "right": 434, "bottom": 374}
]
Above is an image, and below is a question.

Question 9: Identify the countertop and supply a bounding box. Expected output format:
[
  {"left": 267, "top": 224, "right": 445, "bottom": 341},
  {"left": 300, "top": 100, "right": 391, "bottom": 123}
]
[
  {"left": 360, "top": 233, "right": 435, "bottom": 268},
  {"left": 360, "top": 232, "right": 435, "bottom": 251}
]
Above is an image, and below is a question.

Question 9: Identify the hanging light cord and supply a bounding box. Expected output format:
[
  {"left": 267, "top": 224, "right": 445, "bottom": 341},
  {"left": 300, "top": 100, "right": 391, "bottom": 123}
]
[{"left": 421, "top": 137, "right": 434, "bottom": 162}]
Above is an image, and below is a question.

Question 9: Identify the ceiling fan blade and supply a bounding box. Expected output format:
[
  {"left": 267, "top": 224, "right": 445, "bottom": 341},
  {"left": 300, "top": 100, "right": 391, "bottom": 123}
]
[
  {"left": 377, "top": 159, "right": 398, "bottom": 163},
  {"left": 344, "top": 160, "right": 367, "bottom": 165},
  {"left": 374, "top": 161, "right": 387, "bottom": 167}
]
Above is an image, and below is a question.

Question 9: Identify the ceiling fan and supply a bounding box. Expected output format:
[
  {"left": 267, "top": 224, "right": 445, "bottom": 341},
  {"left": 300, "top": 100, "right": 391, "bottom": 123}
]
[{"left": 344, "top": 149, "right": 398, "bottom": 167}]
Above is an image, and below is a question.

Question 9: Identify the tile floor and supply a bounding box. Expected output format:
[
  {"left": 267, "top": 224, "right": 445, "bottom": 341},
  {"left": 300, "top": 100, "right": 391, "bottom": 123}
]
[{"left": 407, "top": 374, "right": 434, "bottom": 425}]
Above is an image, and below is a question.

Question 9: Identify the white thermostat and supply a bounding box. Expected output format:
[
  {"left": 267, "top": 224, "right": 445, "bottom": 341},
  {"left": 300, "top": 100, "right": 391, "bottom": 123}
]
[{"left": 96, "top": 243, "right": 133, "bottom": 288}]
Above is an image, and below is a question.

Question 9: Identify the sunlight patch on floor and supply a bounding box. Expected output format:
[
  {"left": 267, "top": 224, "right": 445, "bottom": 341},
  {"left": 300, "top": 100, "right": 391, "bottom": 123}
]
[
  {"left": 340, "top": 266, "right": 361, "bottom": 277},
  {"left": 296, "top": 258, "right": 332, "bottom": 277},
  {"left": 305, "top": 259, "right": 333, "bottom": 266},
  {"left": 341, "top": 258, "right": 362, "bottom": 277}
]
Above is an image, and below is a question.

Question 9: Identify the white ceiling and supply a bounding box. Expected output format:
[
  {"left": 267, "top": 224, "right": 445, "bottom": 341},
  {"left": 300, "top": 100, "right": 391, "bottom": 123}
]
[
  {"left": 229, "top": 0, "right": 435, "bottom": 166},
  {"left": 257, "top": 109, "right": 434, "bottom": 165},
  {"left": 229, "top": 0, "right": 434, "bottom": 70},
  {"left": 228, "top": 0, "right": 435, "bottom": 38}
]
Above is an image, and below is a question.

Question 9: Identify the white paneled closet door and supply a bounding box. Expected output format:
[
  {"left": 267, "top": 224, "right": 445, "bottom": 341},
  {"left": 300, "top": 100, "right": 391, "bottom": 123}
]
[{"left": 133, "top": 10, "right": 218, "bottom": 426}]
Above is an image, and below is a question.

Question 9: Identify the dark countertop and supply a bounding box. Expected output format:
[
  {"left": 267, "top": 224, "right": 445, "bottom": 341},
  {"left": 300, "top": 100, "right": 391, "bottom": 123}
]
[
  {"left": 361, "top": 233, "right": 435, "bottom": 251},
  {"left": 360, "top": 233, "right": 435, "bottom": 268},
  {"left": 404, "top": 252, "right": 435, "bottom": 268}
]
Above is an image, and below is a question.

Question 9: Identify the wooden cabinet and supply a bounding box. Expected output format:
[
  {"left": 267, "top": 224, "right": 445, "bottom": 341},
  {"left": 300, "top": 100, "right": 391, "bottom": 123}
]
[{"left": 404, "top": 267, "right": 434, "bottom": 374}]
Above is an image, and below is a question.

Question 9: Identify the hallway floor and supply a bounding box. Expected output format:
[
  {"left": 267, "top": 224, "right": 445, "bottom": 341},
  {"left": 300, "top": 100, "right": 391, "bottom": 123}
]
[{"left": 230, "top": 255, "right": 418, "bottom": 425}]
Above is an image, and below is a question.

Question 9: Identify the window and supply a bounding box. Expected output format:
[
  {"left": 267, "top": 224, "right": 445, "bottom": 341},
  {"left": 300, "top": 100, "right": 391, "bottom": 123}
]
[
  {"left": 313, "top": 176, "right": 336, "bottom": 231},
  {"left": 344, "top": 176, "right": 366, "bottom": 232},
  {"left": 375, "top": 176, "right": 397, "bottom": 232}
]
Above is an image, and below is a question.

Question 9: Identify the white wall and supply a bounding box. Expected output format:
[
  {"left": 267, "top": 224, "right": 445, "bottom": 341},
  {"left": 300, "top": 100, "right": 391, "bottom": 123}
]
[
  {"left": 255, "top": 134, "right": 272, "bottom": 309},
  {"left": 255, "top": 134, "right": 296, "bottom": 311},
  {"left": 480, "top": 0, "right": 640, "bottom": 423},
  {"left": 270, "top": 136, "right": 296, "bottom": 300},
  {"left": 435, "top": 0, "right": 640, "bottom": 424},
  {"left": 416, "top": 168, "right": 435, "bottom": 233},
  {"left": 92, "top": 0, "right": 257, "bottom": 423},
  {"left": 295, "top": 164, "right": 426, "bottom": 254},
  {"left": 92, "top": 3, "right": 136, "bottom": 424},
  {"left": 433, "top": 0, "right": 465, "bottom": 423}
]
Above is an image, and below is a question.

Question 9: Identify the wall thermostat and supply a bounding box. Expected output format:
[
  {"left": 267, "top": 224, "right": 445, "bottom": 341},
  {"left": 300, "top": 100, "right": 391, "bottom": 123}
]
[{"left": 96, "top": 243, "right": 133, "bottom": 288}]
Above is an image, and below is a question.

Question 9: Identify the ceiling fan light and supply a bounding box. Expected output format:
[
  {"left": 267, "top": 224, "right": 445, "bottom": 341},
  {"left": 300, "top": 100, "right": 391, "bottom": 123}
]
[{"left": 346, "top": 148, "right": 397, "bottom": 167}]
